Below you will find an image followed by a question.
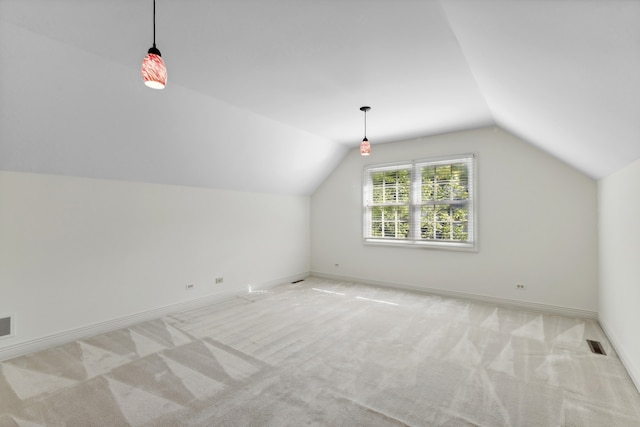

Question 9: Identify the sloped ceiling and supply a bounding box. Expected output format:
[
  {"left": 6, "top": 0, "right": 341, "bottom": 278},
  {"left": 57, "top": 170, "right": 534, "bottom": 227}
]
[{"left": 1, "top": 0, "right": 639, "bottom": 195}]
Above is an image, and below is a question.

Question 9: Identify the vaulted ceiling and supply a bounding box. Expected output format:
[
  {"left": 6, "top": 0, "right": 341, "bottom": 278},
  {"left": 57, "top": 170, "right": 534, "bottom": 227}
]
[{"left": 1, "top": 0, "right": 639, "bottom": 195}]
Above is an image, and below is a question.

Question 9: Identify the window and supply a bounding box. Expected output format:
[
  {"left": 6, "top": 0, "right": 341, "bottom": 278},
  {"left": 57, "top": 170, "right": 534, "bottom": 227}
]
[{"left": 363, "top": 154, "right": 476, "bottom": 250}]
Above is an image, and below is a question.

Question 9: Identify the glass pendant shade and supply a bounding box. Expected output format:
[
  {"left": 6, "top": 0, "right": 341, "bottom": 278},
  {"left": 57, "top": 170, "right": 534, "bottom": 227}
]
[
  {"left": 360, "top": 137, "right": 371, "bottom": 156},
  {"left": 142, "top": 47, "right": 167, "bottom": 89}
]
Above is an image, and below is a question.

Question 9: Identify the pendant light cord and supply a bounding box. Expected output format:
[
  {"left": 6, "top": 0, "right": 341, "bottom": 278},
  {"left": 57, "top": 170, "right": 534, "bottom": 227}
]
[
  {"left": 363, "top": 109, "right": 367, "bottom": 139},
  {"left": 153, "top": 0, "right": 157, "bottom": 48},
  {"left": 359, "top": 106, "right": 371, "bottom": 142}
]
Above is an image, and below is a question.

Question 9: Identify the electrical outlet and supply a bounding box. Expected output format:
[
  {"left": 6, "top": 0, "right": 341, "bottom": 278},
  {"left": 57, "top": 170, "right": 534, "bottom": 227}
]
[
  {"left": 215, "top": 277, "right": 224, "bottom": 284},
  {"left": 186, "top": 284, "right": 195, "bottom": 290},
  {"left": 516, "top": 284, "right": 526, "bottom": 290}
]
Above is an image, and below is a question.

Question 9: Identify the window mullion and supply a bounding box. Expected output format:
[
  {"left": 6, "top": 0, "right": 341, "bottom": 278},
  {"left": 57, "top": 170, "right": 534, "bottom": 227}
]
[{"left": 410, "top": 164, "right": 420, "bottom": 241}]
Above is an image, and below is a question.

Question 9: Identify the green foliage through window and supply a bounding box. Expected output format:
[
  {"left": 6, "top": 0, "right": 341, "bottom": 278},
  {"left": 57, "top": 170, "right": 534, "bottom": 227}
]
[{"left": 364, "top": 155, "right": 475, "bottom": 249}]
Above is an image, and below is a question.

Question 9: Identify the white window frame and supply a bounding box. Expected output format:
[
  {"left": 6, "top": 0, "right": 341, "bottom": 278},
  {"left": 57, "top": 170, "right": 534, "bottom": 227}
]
[{"left": 363, "top": 153, "right": 477, "bottom": 251}]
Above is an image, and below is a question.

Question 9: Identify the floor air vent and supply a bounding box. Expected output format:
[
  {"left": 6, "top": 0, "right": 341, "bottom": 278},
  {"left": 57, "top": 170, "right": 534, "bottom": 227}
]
[
  {"left": 291, "top": 279, "right": 305, "bottom": 284},
  {"left": 587, "top": 339, "right": 606, "bottom": 355},
  {"left": 0, "top": 316, "right": 12, "bottom": 338}
]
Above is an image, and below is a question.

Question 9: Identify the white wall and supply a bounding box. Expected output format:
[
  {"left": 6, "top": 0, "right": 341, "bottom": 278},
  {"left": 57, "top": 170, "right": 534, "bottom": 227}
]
[
  {"left": 598, "top": 157, "right": 640, "bottom": 390},
  {"left": 311, "top": 127, "right": 598, "bottom": 314},
  {"left": 0, "top": 171, "right": 310, "bottom": 357}
]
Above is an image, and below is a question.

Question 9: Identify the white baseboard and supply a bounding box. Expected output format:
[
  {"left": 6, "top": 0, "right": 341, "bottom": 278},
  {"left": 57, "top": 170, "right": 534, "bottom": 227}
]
[
  {"left": 0, "top": 272, "right": 308, "bottom": 362},
  {"left": 599, "top": 318, "right": 640, "bottom": 394},
  {"left": 310, "top": 272, "right": 598, "bottom": 319}
]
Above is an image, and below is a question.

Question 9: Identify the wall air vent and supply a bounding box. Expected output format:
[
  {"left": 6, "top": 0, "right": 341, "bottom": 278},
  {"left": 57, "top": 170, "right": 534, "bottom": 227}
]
[
  {"left": 0, "top": 316, "right": 12, "bottom": 338},
  {"left": 587, "top": 339, "right": 606, "bottom": 355}
]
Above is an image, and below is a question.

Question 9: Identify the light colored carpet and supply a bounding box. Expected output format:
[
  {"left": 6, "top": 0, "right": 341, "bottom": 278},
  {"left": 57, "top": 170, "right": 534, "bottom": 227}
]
[{"left": 1, "top": 277, "right": 639, "bottom": 426}]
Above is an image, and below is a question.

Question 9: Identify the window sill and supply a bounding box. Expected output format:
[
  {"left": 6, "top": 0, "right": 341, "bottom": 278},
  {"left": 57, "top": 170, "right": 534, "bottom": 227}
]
[{"left": 363, "top": 238, "right": 478, "bottom": 252}]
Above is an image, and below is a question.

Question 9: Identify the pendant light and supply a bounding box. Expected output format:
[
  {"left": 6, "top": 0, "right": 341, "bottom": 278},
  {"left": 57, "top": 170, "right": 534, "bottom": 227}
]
[
  {"left": 360, "top": 106, "right": 371, "bottom": 156},
  {"left": 141, "top": 0, "right": 167, "bottom": 89}
]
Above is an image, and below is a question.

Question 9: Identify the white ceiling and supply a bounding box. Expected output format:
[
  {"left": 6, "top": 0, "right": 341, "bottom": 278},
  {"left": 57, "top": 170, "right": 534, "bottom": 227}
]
[{"left": 1, "top": 0, "right": 639, "bottom": 195}]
